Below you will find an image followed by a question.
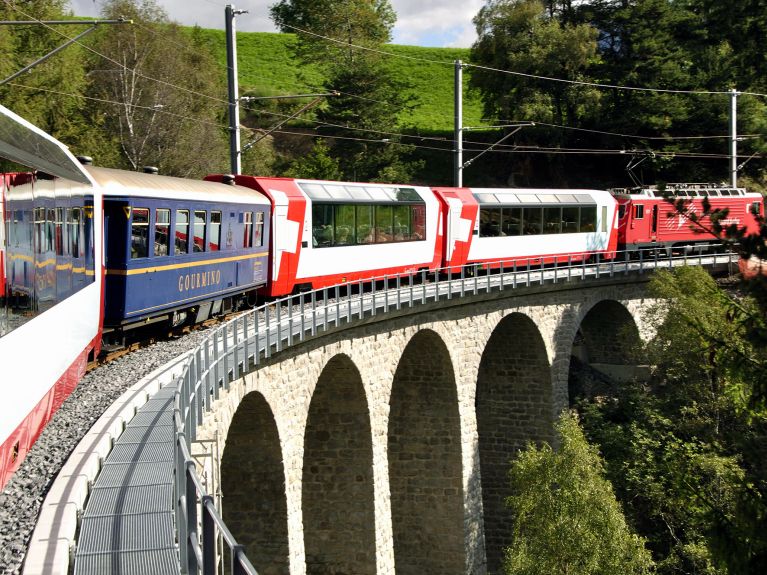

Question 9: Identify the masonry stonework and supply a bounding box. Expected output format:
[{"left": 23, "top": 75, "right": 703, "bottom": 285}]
[{"left": 195, "top": 279, "right": 658, "bottom": 575}]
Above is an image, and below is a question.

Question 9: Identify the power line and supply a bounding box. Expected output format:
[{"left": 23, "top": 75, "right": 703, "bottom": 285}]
[
  {"left": 282, "top": 22, "right": 767, "bottom": 99},
  {"left": 3, "top": 0, "right": 230, "bottom": 107},
  {"left": 484, "top": 119, "right": 763, "bottom": 142},
  {"left": 9, "top": 82, "right": 230, "bottom": 130}
]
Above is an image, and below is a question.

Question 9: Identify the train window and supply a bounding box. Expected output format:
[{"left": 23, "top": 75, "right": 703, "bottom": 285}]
[
  {"left": 311, "top": 202, "right": 425, "bottom": 247},
  {"left": 502, "top": 207, "right": 522, "bottom": 236},
  {"left": 522, "top": 207, "right": 542, "bottom": 235},
  {"left": 580, "top": 207, "right": 597, "bottom": 232},
  {"left": 356, "top": 205, "right": 374, "bottom": 244},
  {"left": 175, "top": 209, "right": 189, "bottom": 254},
  {"left": 543, "top": 207, "right": 562, "bottom": 234},
  {"left": 243, "top": 212, "right": 253, "bottom": 248},
  {"left": 254, "top": 212, "right": 264, "bottom": 247},
  {"left": 193, "top": 210, "right": 206, "bottom": 253},
  {"left": 751, "top": 202, "right": 761, "bottom": 216},
  {"left": 336, "top": 205, "right": 356, "bottom": 245},
  {"left": 47, "top": 208, "right": 55, "bottom": 252},
  {"left": 34, "top": 207, "right": 45, "bottom": 253},
  {"left": 480, "top": 208, "right": 502, "bottom": 237},
  {"left": 313, "top": 204, "right": 334, "bottom": 247},
  {"left": 131, "top": 207, "right": 150, "bottom": 259},
  {"left": 634, "top": 204, "right": 644, "bottom": 219},
  {"left": 155, "top": 208, "right": 170, "bottom": 256},
  {"left": 563, "top": 207, "right": 580, "bottom": 232},
  {"left": 393, "top": 205, "right": 411, "bottom": 241},
  {"left": 601, "top": 206, "right": 608, "bottom": 233},
  {"left": 55, "top": 207, "right": 65, "bottom": 256},
  {"left": 69, "top": 208, "right": 81, "bottom": 258},
  {"left": 411, "top": 204, "right": 425, "bottom": 240},
  {"left": 375, "top": 205, "right": 393, "bottom": 243},
  {"left": 209, "top": 211, "right": 221, "bottom": 251}
]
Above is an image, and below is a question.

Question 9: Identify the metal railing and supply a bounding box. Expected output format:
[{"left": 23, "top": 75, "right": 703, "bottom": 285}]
[{"left": 172, "top": 245, "right": 736, "bottom": 574}]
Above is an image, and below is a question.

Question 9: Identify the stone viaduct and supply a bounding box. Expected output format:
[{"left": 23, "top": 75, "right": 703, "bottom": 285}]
[{"left": 195, "top": 275, "right": 658, "bottom": 575}]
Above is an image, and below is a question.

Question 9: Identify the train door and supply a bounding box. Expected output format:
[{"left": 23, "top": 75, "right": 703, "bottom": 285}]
[{"left": 651, "top": 205, "right": 658, "bottom": 240}]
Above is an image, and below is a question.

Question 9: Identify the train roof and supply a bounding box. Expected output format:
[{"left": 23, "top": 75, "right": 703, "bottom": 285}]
[
  {"left": 0, "top": 104, "right": 93, "bottom": 185},
  {"left": 85, "top": 166, "right": 270, "bottom": 205},
  {"left": 609, "top": 183, "right": 759, "bottom": 198},
  {"left": 470, "top": 187, "right": 611, "bottom": 205}
]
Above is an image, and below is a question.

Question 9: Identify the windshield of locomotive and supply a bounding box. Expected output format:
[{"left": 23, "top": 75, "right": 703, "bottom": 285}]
[{"left": 0, "top": 173, "right": 95, "bottom": 337}]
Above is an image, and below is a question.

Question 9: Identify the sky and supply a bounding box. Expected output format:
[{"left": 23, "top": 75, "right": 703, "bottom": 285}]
[{"left": 67, "top": 0, "right": 486, "bottom": 48}]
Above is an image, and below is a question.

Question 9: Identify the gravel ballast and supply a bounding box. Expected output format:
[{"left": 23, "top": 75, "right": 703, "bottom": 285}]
[{"left": 0, "top": 329, "right": 211, "bottom": 575}]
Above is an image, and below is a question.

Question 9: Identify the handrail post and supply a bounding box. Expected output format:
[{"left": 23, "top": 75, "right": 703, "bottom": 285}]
[
  {"left": 335, "top": 285, "right": 340, "bottom": 327},
  {"left": 222, "top": 324, "right": 230, "bottom": 387},
  {"left": 371, "top": 277, "right": 377, "bottom": 316},
  {"left": 312, "top": 290, "right": 318, "bottom": 335},
  {"left": 232, "top": 544, "right": 248, "bottom": 575},
  {"left": 186, "top": 461, "right": 199, "bottom": 574},
  {"left": 322, "top": 287, "right": 328, "bottom": 331},
  {"left": 176, "top": 432, "right": 189, "bottom": 575},
  {"left": 288, "top": 296, "right": 294, "bottom": 347},
  {"left": 264, "top": 304, "right": 271, "bottom": 359},
  {"left": 202, "top": 496, "right": 216, "bottom": 575},
  {"left": 347, "top": 282, "right": 352, "bottom": 322},
  {"left": 358, "top": 280, "right": 365, "bottom": 319},
  {"left": 243, "top": 314, "right": 250, "bottom": 370},
  {"left": 276, "top": 299, "right": 283, "bottom": 352}
]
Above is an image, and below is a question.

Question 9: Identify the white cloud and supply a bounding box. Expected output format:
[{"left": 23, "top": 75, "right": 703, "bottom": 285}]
[
  {"left": 67, "top": 0, "right": 482, "bottom": 47},
  {"left": 390, "top": 0, "right": 483, "bottom": 47}
]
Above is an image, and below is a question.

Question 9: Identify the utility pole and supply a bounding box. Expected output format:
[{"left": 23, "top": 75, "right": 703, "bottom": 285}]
[
  {"left": 454, "top": 60, "right": 463, "bottom": 187},
  {"left": 226, "top": 4, "right": 247, "bottom": 175},
  {"left": 729, "top": 88, "right": 738, "bottom": 188}
]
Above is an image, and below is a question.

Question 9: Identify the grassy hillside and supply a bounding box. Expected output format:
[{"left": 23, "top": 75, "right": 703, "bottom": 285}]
[{"left": 194, "top": 29, "right": 486, "bottom": 132}]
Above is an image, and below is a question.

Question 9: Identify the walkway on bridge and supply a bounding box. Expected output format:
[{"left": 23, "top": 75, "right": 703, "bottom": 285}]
[{"left": 23, "top": 251, "right": 737, "bottom": 575}]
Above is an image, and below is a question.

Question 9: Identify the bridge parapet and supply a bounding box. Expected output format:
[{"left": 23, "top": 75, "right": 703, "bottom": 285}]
[{"left": 174, "top": 250, "right": 734, "bottom": 575}]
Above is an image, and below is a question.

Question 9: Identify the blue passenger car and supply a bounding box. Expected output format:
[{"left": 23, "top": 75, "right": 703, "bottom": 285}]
[{"left": 88, "top": 167, "right": 270, "bottom": 339}]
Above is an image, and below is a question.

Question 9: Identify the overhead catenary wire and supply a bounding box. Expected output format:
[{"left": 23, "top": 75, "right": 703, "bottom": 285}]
[
  {"left": 2, "top": 0, "right": 231, "bottom": 107},
  {"left": 281, "top": 22, "right": 767, "bottom": 99},
  {"left": 6, "top": 3, "right": 764, "bottom": 166},
  {"left": 9, "top": 82, "right": 231, "bottom": 130}
]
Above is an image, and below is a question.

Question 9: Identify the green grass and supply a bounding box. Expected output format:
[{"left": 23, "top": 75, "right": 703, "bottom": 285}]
[{"left": 193, "top": 29, "right": 486, "bottom": 132}]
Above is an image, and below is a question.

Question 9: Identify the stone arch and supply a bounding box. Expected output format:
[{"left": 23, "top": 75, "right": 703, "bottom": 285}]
[
  {"left": 476, "top": 312, "right": 552, "bottom": 574},
  {"left": 388, "top": 329, "right": 464, "bottom": 575},
  {"left": 221, "top": 391, "right": 288, "bottom": 575},
  {"left": 302, "top": 354, "right": 376, "bottom": 575},
  {"left": 570, "top": 299, "right": 644, "bottom": 402}
]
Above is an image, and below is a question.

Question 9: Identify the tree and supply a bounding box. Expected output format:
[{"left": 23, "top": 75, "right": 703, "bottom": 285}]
[
  {"left": 86, "top": 0, "right": 228, "bottom": 176},
  {"left": 470, "top": 0, "right": 601, "bottom": 131},
  {"left": 284, "top": 138, "right": 342, "bottom": 180},
  {"left": 0, "top": 0, "right": 96, "bottom": 149},
  {"left": 270, "top": 0, "right": 422, "bottom": 183},
  {"left": 505, "top": 412, "right": 654, "bottom": 575},
  {"left": 578, "top": 266, "right": 767, "bottom": 574}
]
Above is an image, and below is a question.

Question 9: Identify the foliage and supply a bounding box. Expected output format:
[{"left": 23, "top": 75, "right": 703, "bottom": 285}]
[
  {"left": 470, "top": 0, "right": 601, "bottom": 128},
  {"left": 84, "top": 0, "right": 229, "bottom": 177},
  {"left": 578, "top": 267, "right": 767, "bottom": 574},
  {"left": 283, "top": 138, "right": 342, "bottom": 180},
  {"left": 0, "top": 0, "right": 96, "bottom": 148},
  {"left": 505, "top": 411, "right": 654, "bottom": 575},
  {"left": 268, "top": 0, "right": 423, "bottom": 182}
]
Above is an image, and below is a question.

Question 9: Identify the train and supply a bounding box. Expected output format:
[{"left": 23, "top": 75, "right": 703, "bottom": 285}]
[{"left": 0, "top": 103, "right": 763, "bottom": 487}]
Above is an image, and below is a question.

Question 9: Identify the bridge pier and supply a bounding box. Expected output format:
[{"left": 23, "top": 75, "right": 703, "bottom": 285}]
[{"left": 194, "top": 280, "right": 658, "bottom": 575}]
